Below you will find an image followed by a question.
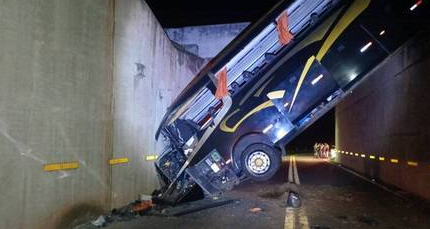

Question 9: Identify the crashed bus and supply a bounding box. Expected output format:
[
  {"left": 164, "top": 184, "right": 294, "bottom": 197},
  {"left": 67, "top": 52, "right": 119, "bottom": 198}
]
[{"left": 153, "top": 0, "right": 427, "bottom": 204}]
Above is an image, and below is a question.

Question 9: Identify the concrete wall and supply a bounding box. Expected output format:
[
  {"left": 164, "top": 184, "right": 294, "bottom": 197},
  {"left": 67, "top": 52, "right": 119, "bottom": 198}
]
[
  {"left": 0, "top": 0, "right": 204, "bottom": 228},
  {"left": 111, "top": 0, "right": 204, "bottom": 207},
  {"left": 0, "top": 1, "right": 114, "bottom": 228},
  {"left": 335, "top": 35, "right": 430, "bottom": 200},
  {"left": 166, "top": 23, "right": 249, "bottom": 58}
]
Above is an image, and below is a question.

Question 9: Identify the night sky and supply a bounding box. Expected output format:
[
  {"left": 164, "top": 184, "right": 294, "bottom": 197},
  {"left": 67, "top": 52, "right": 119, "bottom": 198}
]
[
  {"left": 145, "top": 0, "right": 282, "bottom": 27},
  {"left": 286, "top": 109, "right": 335, "bottom": 152},
  {"left": 146, "top": 0, "right": 335, "bottom": 151}
]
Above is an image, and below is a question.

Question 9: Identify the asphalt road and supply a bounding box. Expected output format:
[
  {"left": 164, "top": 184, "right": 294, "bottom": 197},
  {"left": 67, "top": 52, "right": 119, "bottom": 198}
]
[{"left": 80, "top": 155, "right": 430, "bottom": 229}]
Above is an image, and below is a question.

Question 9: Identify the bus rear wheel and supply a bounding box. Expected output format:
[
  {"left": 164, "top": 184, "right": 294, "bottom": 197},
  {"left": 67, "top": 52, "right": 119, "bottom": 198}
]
[{"left": 242, "top": 143, "right": 281, "bottom": 181}]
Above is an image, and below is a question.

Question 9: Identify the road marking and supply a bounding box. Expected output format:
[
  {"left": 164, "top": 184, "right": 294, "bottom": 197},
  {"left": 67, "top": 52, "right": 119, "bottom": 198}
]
[
  {"left": 284, "top": 208, "right": 295, "bottom": 229},
  {"left": 284, "top": 155, "right": 307, "bottom": 229},
  {"left": 288, "top": 155, "right": 294, "bottom": 183},
  {"left": 293, "top": 156, "right": 301, "bottom": 185},
  {"left": 407, "top": 161, "right": 418, "bottom": 167},
  {"left": 334, "top": 150, "right": 425, "bottom": 168},
  {"left": 299, "top": 207, "right": 310, "bottom": 228},
  {"left": 284, "top": 206, "right": 310, "bottom": 229}
]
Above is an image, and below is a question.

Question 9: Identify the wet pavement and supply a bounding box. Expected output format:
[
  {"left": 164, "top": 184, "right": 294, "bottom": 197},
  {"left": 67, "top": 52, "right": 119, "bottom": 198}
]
[{"left": 80, "top": 155, "right": 430, "bottom": 229}]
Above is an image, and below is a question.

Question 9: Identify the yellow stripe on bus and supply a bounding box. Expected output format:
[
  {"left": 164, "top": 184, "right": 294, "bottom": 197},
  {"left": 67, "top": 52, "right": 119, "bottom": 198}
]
[{"left": 220, "top": 100, "right": 274, "bottom": 133}]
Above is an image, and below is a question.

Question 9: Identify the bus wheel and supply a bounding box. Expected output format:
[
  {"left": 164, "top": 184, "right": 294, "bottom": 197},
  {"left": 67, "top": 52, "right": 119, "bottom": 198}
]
[{"left": 242, "top": 143, "right": 281, "bottom": 181}]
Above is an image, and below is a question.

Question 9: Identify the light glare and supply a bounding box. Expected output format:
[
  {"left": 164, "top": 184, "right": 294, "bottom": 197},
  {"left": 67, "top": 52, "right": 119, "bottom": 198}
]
[
  {"left": 311, "top": 74, "right": 324, "bottom": 85},
  {"left": 360, "top": 42, "right": 373, "bottom": 53},
  {"left": 410, "top": 0, "right": 423, "bottom": 11},
  {"left": 262, "top": 124, "right": 274, "bottom": 133}
]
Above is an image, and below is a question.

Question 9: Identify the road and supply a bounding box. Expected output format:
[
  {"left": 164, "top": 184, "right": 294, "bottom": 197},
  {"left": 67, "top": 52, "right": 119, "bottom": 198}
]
[{"left": 80, "top": 155, "right": 430, "bottom": 229}]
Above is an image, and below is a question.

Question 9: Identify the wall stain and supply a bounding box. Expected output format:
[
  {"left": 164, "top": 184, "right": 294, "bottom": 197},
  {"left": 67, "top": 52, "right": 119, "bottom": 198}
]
[
  {"left": 134, "top": 62, "right": 146, "bottom": 90},
  {"left": 55, "top": 203, "right": 104, "bottom": 229},
  {"left": 134, "top": 62, "right": 146, "bottom": 79}
]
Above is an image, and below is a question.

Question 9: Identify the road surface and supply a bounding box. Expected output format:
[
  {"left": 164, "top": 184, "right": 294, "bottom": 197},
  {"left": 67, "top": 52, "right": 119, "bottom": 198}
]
[{"left": 79, "top": 155, "right": 430, "bottom": 229}]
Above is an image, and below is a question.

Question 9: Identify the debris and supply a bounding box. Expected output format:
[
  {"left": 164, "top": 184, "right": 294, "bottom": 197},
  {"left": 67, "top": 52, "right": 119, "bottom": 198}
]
[
  {"left": 91, "top": 215, "right": 106, "bottom": 227},
  {"left": 111, "top": 203, "right": 137, "bottom": 221},
  {"left": 132, "top": 200, "right": 154, "bottom": 215},
  {"left": 160, "top": 198, "right": 235, "bottom": 216},
  {"left": 249, "top": 207, "right": 263, "bottom": 213},
  {"left": 286, "top": 191, "right": 301, "bottom": 208}
]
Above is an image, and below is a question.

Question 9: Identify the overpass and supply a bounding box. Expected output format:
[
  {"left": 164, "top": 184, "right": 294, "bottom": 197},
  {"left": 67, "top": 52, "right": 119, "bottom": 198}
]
[{"left": 0, "top": 0, "right": 429, "bottom": 229}]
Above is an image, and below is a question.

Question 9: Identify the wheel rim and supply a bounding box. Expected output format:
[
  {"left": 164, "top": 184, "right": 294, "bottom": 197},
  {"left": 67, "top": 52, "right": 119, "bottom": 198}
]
[{"left": 246, "top": 151, "right": 271, "bottom": 174}]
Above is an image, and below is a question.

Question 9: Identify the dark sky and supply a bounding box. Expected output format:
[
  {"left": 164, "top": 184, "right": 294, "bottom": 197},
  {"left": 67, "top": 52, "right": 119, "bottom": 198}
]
[
  {"left": 286, "top": 109, "right": 335, "bottom": 152},
  {"left": 145, "top": 0, "right": 282, "bottom": 28}
]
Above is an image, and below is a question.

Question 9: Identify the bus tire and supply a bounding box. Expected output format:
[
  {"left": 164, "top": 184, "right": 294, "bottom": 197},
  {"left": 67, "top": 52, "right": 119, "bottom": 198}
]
[{"left": 241, "top": 143, "right": 281, "bottom": 181}]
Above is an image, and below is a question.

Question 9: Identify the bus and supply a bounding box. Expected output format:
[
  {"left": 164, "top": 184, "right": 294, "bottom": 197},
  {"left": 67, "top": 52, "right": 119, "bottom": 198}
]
[{"left": 153, "top": 0, "right": 428, "bottom": 204}]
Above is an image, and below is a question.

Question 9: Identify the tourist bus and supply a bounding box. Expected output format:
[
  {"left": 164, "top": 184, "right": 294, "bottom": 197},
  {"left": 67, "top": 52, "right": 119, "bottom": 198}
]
[{"left": 153, "top": 0, "right": 428, "bottom": 203}]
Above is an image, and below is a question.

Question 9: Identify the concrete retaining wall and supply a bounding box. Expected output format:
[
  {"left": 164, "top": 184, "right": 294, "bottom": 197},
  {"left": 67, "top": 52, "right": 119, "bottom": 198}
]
[
  {"left": 0, "top": 1, "right": 114, "bottom": 228},
  {"left": 111, "top": 0, "right": 204, "bottom": 207},
  {"left": 166, "top": 23, "right": 249, "bottom": 58},
  {"left": 335, "top": 35, "right": 430, "bottom": 200},
  {"left": 0, "top": 0, "right": 203, "bottom": 228}
]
